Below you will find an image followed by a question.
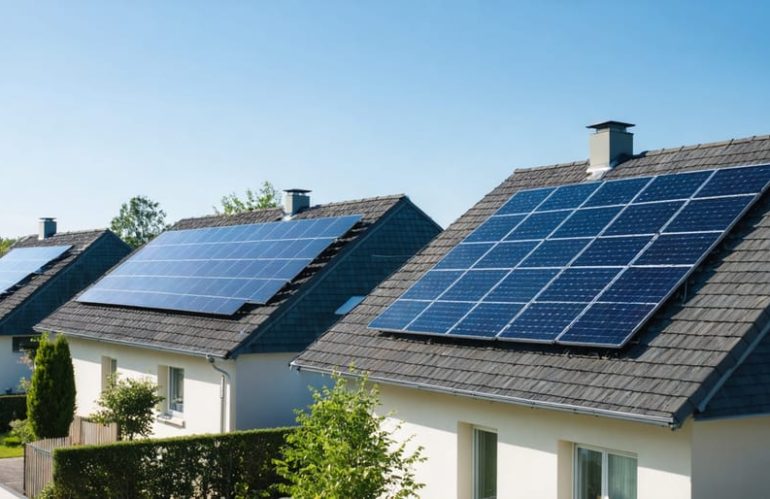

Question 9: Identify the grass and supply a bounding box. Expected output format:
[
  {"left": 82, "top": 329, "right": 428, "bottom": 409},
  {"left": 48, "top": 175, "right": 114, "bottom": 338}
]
[{"left": 0, "top": 432, "right": 23, "bottom": 458}]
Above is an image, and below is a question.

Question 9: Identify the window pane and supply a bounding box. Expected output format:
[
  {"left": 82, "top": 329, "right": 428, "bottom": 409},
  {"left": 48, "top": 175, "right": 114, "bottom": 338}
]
[
  {"left": 608, "top": 453, "right": 637, "bottom": 499},
  {"left": 169, "top": 367, "right": 184, "bottom": 413},
  {"left": 474, "top": 429, "right": 497, "bottom": 499},
  {"left": 576, "top": 447, "right": 602, "bottom": 499}
]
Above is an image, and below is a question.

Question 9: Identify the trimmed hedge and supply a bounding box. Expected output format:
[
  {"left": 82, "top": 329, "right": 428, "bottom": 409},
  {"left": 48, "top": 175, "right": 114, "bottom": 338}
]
[
  {"left": 0, "top": 394, "right": 26, "bottom": 432},
  {"left": 53, "top": 427, "right": 292, "bottom": 499}
]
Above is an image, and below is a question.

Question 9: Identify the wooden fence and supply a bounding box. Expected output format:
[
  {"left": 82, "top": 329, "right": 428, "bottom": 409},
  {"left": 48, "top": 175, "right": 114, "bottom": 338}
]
[{"left": 24, "top": 416, "right": 118, "bottom": 498}]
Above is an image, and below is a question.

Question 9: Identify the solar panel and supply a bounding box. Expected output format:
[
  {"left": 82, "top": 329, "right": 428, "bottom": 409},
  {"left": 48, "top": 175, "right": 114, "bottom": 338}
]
[
  {"left": 369, "top": 163, "right": 770, "bottom": 348},
  {"left": 78, "top": 215, "right": 362, "bottom": 315},
  {"left": 0, "top": 245, "right": 72, "bottom": 295}
]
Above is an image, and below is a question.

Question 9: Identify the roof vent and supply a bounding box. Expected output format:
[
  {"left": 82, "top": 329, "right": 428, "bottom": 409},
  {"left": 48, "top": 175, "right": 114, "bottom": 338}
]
[
  {"left": 283, "top": 189, "right": 311, "bottom": 217},
  {"left": 587, "top": 121, "right": 635, "bottom": 178},
  {"left": 38, "top": 218, "right": 57, "bottom": 240}
]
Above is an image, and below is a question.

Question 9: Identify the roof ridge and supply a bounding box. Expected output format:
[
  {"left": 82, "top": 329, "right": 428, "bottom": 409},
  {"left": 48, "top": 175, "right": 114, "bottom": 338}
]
[
  {"left": 633, "top": 133, "right": 770, "bottom": 159},
  {"left": 16, "top": 228, "right": 109, "bottom": 240},
  {"left": 511, "top": 160, "right": 589, "bottom": 174},
  {"left": 308, "top": 193, "right": 406, "bottom": 208}
]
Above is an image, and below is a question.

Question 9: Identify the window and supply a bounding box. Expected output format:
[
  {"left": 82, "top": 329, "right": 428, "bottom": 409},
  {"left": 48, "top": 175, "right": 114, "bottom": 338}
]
[
  {"left": 168, "top": 367, "right": 184, "bottom": 415},
  {"left": 12, "top": 336, "right": 35, "bottom": 353},
  {"left": 473, "top": 428, "right": 497, "bottom": 499},
  {"left": 574, "top": 445, "right": 637, "bottom": 499},
  {"left": 100, "top": 356, "right": 117, "bottom": 391}
]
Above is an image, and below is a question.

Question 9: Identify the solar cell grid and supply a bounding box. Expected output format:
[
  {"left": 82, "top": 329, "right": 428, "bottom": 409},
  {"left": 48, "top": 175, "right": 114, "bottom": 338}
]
[
  {"left": 0, "top": 245, "right": 72, "bottom": 295},
  {"left": 370, "top": 163, "right": 770, "bottom": 348},
  {"left": 78, "top": 215, "right": 361, "bottom": 315}
]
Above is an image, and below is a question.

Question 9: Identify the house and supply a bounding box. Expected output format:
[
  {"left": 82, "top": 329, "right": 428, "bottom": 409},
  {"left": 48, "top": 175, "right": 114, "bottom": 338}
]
[
  {"left": 294, "top": 123, "right": 770, "bottom": 499},
  {"left": 0, "top": 219, "right": 130, "bottom": 393},
  {"left": 36, "top": 190, "right": 441, "bottom": 437}
]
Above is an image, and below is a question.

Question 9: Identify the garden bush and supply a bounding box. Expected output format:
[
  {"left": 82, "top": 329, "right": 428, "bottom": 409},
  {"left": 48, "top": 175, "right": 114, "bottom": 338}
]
[
  {"left": 53, "top": 427, "right": 292, "bottom": 498},
  {"left": 0, "top": 394, "right": 26, "bottom": 432}
]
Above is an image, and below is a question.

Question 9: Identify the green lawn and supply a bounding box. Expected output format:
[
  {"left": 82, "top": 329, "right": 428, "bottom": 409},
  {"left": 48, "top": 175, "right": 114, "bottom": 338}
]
[{"left": 0, "top": 432, "right": 23, "bottom": 458}]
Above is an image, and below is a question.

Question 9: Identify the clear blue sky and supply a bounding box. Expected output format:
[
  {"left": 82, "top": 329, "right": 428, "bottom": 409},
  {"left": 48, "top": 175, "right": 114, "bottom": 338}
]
[{"left": 2, "top": 1, "right": 769, "bottom": 237}]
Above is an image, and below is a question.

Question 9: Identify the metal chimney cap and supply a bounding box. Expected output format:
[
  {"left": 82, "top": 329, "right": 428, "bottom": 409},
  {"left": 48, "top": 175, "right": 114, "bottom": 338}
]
[
  {"left": 39, "top": 217, "right": 56, "bottom": 221},
  {"left": 587, "top": 121, "right": 635, "bottom": 132},
  {"left": 283, "top": 189, "right": 311, "bottom": 194}
]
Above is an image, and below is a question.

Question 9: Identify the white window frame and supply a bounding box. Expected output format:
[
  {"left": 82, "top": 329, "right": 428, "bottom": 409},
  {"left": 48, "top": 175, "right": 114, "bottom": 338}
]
[
  {"left": 168, "top": 366, "right": 184, "bottom": 416},
  {"left": 573, "top": 444, "right": 637, "bottom": 499},
  {"left": 472, "top": 426, "right": 497, "bottom": 499}
]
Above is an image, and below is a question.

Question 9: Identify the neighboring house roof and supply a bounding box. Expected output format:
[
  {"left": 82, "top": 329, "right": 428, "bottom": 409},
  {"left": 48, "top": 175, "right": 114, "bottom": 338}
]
[
  {"left": 293, "top": 134, "right": 770, "bottom": 427},
  {"left": 0, "top": 230, "right": 131, "bottom": 335},
  {"left": 37, "top": 195, "right": 441, "bottom": 359}
]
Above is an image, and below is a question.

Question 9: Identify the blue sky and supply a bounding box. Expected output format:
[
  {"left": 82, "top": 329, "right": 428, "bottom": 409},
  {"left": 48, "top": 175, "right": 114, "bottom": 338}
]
[{"left": 1, "top": 1, "right": 769, "bottom": 237}]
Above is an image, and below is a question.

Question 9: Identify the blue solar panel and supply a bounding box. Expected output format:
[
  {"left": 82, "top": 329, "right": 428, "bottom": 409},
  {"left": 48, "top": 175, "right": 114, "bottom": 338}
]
[
  {"left": 552, "top": 207, "right": 621, "bottom": 238},
  {"left": 505, "top": 210, "right": 571, "bottom": 240},
  {"left": 78, "top": 215, "right": 361, "bottom": 315},
  {"left": 370, "top": 163, "right": 770, "bottom": 348},
  {"left": 573, "top": 236, "right": 652, "bottom": 267},
  {"left": 0, "top": 245, "right": 72, "bottom": 295}
]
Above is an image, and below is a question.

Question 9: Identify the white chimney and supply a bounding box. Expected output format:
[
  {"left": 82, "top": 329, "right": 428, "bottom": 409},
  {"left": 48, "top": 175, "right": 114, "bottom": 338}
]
[
  {"left": 38, "top": 218, "right": 57, "bottom": 240},
  {"left": 587, "top": 121, "right": 635, "bottom": 178},
  {"left": 283, "top": 189, "right": 311, "bottom": 216}
]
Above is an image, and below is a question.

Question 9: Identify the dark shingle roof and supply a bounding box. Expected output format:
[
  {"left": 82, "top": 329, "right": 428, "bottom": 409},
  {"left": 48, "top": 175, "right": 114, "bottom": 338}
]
[
  {"left": 293, "top": 134, "right": 770, "bottom": 426},
  {"left": 36, "top": 195, "right": 428, "bottom": 358},
  {"left": 0, "top": 230, "right": 129, "bottom": 333}
]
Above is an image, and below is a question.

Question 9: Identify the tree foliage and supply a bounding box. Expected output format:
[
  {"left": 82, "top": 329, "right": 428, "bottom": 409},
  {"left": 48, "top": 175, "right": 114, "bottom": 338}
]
[
  {"left": 110, "top": 195, "right": 168, "bottom": 248},
  {"left": 27, "top": 334, "right": 76, "bottom": 439},
  {"left": 0, "top": 237, "right": 16, "bottom": 256},
  {"left": 275, "top": 372, "right": 425, "bottom": 499},
  {"left": 215, "top": 181, "right": 280, "bottom": 215},
  {"left": 91, "top": 375, "right": 164, "bottom": 440}
]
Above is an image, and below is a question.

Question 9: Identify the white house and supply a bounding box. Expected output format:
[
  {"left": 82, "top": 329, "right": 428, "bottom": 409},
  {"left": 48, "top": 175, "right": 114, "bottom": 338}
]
[
  {"left": 0, "top": 220, "right": 129, "bottom": 393},
  {"left": 37, "top": 191, "right": 440, "bottom": 437},
  {"left": 295, "top": 123, "right": 770, "bottom": 499}
]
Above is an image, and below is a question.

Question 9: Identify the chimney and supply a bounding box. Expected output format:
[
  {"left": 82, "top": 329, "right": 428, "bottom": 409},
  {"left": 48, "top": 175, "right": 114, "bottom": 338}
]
[
  {"left": 38, "top": 218, "right": 57, "bottom": 240},
  {"left": 587, "top": 121, "right": 635, "bottom": 178},
  {"left": 283, "top": 189, "right": 311, "bottom": 216}
]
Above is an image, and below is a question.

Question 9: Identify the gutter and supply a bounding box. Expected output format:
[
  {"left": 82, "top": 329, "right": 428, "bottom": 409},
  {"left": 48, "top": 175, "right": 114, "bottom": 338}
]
[
  {"left": 293, "top": 363, "right": 678, "bottom": 428},
  {"left": 207, "top": 355, "right": 232, "bottom": 433},
  {"left": 35, "top": 325, "right": 227, "bottom": 360}
]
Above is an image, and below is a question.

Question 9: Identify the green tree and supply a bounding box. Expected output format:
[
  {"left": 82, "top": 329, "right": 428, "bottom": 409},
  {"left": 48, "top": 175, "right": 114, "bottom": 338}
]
[
  {"left": 215, "top": 181, "right": 280, "bottom": 215},
  {"left": 0, "top": 237, "right": 17, "bottom": 256},
  {"left": 27, "top": 334, "right": 76, "bottom": 439},
  {"left": 91, "top": 375, "right": 164, "bottom": 440},
  {"left": 275, "top": 372, "right": 425, "bottom": 499},
  {"left": 110, "top": 195, "right": 168, "bottom": 248}
]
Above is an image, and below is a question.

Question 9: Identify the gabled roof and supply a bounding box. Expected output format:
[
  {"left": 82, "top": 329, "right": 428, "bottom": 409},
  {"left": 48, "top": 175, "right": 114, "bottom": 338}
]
[
  {"left": 293, "top": 134, "right": 770, "bottom": 427},
  {"left": 0, "top": 229, "right": 129, "bottom": 333},
  {"left": 37, "top": 195, "right": 435, "bottom": 358}
]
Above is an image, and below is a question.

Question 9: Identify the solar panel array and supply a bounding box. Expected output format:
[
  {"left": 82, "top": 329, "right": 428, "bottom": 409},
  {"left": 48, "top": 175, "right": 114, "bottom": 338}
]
[
  {"left": 78, "top": 215, "right": 362, "bottom": 315},
  {"left": 369, "top": 163, "right": 770, "bottom": 348},
  {"left": 0, "top": 245, "right": 72, "bottom": 295}
]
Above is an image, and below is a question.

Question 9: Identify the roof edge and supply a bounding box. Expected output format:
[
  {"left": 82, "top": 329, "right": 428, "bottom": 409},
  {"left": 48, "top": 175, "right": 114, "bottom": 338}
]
[
  {"left": 34, "top": 324, "right": 227, "bottom": 359},
  {"left": 291, "top": 361, "right": 677, "bottom": 428}
]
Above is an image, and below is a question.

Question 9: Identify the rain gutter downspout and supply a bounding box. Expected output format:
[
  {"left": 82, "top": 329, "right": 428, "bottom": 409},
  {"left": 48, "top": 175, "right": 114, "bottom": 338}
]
[{"left": 207, "top": 355, "right": 232, "bottom": 433}]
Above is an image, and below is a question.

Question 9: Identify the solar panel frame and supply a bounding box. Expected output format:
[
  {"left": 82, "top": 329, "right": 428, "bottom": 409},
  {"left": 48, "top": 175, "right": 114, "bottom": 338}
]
[
  {"left": 370, "top": 162, "right": 770, "bottom": 349},
  {"left": 0, "top": 245, "right": 72, "bottom": 295},
  {"left": 78, "top": 215, "right": 362, "bottom": 315}
]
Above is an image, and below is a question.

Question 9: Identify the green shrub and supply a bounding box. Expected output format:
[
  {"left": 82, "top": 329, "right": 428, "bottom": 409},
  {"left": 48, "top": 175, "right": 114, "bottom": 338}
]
[
  {"left": 0, "top": 394, "right": 26, "bottom": 432},
  {"left": 27, "top": 334, "right": 76, "bottom": 438},
  {"left": 3, "top": 436, "right": 21, "bottom": 447},
  {"left": 9, "top": 418, "right": 36, "bottom": 444},
  {"left": 91, "top": 375, "right": 163, "bottom": 440},
  {"left": 53, "top": 427, "right": 292, "bottom": 498}
]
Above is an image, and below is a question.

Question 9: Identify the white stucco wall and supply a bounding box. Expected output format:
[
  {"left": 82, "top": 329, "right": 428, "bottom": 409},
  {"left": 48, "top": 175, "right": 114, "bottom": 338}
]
[
  {"left": 234, "top": 352, "right": 327, "bottom": 429},
  {"left": 68, "top": 337, "right": 236, "bottom": 438},
  {"left": 378, "top": 384, "right": 692, "bottom": 499},
  {"left": 0, "top": 336, "right": 31, "bottom": 393},
  {"left": 691, "top": 415, "right": 770, "bottom": 499}
]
